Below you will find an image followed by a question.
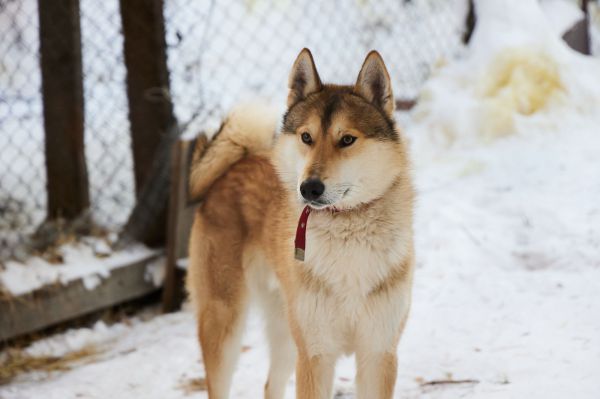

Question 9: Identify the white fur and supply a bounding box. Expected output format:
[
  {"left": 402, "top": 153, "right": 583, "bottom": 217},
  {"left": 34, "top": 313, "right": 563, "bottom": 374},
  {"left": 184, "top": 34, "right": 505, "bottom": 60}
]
[
  {"left": 274, "top": 134, "right": 404, "bottom": 211},
  {"left": 326, "top": 143, "right": 402, "bottom": 209},
  {"left": 207, "top": 304, "right": 248, "bottom": 399},
  {"left": 190, "top": 101, "right": 280, "bottom": 198},
  {"left": 221, "top": 102, "right": 280, "bottom": 153},
  {"left": 294, "top": 207, "right": 412, "bottom": 357},
  {"left": 245, "top": 248, "right": 297, "bottom": 399}
]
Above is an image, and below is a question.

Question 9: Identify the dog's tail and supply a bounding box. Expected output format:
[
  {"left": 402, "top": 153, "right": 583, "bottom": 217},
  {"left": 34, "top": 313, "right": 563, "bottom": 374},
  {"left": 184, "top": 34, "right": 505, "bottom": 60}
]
[{"left": 189, "top": 102, "right": 279, "bottom": 199}]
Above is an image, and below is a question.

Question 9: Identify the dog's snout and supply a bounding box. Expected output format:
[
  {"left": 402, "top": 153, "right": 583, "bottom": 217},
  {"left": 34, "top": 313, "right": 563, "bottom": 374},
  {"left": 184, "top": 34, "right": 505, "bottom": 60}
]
[{"left": 300, "top": 178, "right": 325, "bottom": 201}]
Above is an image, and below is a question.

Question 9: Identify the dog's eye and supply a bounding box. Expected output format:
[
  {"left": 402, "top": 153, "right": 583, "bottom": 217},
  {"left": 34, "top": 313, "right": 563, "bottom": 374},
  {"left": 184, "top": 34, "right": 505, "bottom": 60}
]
[
  {"left": 339, "top": 135, "right": 357, "bottom": 147},
  {"left": 300, "top": 132, "right": 312, "bottom": 145}
]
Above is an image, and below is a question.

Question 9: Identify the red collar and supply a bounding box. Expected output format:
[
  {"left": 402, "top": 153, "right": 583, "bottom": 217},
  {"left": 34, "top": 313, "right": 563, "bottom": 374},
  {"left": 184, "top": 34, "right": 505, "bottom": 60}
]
[
  {"left": 294, "top": 206, "right": 312, "bottom": 261},
  {"left": 293, "top": 200, "right": 379, "bottom": 261},
  {"left": 294, "top": 205, "right": 341, "bottom": 261}
]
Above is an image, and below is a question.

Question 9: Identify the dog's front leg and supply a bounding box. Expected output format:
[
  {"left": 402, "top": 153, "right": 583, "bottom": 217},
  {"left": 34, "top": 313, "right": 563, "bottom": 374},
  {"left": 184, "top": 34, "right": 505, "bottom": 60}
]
[
  {"left": 289, "top": 289, "right": 340, "bottom": 399},
  {"left": 354, "top": 284, "right": 411, "bottom": 398},
  {"left": 295, "top": 352, "right": 336, "bottom": 399},
  {"left": 355, "top": 351, "right": 398, "bottom": 399}
]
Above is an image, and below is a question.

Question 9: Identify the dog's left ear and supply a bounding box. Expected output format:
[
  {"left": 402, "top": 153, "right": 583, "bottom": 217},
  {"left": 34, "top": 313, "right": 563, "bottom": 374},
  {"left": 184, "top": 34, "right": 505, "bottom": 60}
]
[{"left": 354, "top": 51, "right": 394, "bottom": 117}]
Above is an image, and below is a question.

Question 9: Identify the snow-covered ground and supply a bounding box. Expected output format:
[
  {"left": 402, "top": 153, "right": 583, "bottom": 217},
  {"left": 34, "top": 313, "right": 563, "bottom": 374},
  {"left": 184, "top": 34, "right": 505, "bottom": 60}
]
[
  {"left": 2, "top": 0, "right": 600, "bottom": 398},
  {"left": 2, "top": 114, "right": 599, "bottom": 398}
]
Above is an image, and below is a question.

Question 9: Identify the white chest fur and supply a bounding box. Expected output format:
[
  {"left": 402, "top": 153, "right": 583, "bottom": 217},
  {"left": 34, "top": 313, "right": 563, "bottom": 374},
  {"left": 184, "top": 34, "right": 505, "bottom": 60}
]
[
  {"left": 293, "top": 209, "right": 412, "bottom": 356},
  {"left": 303, "top": 208, "right": 411, "bottom": 298}
]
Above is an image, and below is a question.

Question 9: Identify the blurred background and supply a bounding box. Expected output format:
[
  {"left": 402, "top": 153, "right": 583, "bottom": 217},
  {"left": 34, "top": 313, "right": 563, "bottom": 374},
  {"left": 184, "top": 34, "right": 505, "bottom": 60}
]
[
  {"left": 0, "top": 0, "right": 472, "bottom": 262},
  {"left": 1, "top": 1, "right": 599, "bottom": 398}
]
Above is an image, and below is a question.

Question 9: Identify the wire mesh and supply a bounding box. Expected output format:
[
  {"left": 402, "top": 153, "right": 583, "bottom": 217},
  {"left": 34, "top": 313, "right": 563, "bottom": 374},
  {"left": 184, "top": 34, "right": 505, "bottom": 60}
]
[
  {"left": 0, "top": 0, "right": 45, "bottom": 260},
  {"left": 0, "top": 0, "right": 468, "bottom": 262},
  {"left": 164, "top": 0, "right": 468, "bottom": 136},
  {"left": 80, "top": 0, "right": 134, "bottom": 232}
]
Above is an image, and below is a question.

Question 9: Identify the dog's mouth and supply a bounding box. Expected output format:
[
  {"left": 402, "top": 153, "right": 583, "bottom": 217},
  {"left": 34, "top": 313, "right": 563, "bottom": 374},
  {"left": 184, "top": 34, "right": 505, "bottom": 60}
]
[
  {"left": 303, "top": 188, "right": 351, "bottom": 211},
  {"left": 306, "top": 200, "right": 333, "bottom": 210}
]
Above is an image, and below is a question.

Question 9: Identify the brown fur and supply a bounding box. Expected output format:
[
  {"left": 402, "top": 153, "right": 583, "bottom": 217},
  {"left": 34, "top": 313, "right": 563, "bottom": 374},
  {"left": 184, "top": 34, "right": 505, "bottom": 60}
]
[{"left": 187, "top": 49, "right": 415, "bottom": 399}]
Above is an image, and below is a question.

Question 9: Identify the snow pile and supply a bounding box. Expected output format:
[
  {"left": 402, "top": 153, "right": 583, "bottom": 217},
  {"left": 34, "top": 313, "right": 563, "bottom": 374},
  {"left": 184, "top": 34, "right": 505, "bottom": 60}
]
[
  {"left": 24, "top": 321, "right": 129, "bottom": 359},
  {"left": 407, "top": 0, "right": 600, "bottom": 270},
  {"left": 410, "top": 0, "right": 600, "bottom": 160}
]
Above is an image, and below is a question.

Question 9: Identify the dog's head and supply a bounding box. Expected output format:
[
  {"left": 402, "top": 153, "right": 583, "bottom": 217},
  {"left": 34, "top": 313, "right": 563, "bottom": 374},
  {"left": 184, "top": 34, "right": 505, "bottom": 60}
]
[{"left": 274, "top": 48, "right": 408, "bottom": 210}]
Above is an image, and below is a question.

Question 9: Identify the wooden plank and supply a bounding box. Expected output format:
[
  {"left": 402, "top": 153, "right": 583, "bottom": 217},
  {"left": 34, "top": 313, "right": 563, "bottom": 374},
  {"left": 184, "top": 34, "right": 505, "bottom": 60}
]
[
  {"left": 38, "top": 0, "right": 89, "bottom": 220},
  {"left": 162, "top": 137, "right": 205, "bottom": 312},
  {"left": 0, "top": 253, "right": 162, "bottom": 341}
]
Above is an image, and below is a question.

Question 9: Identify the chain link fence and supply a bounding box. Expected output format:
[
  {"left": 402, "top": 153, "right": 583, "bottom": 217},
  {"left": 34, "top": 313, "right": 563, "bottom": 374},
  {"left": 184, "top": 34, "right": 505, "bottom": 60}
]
[
  {"left": 164, "top": 0, "right": 468, "bottom": 136},
  {"left": 0, "top": 0, "right": 468, "bottom": 262},
  {"left": 0, "top": 0, "right": 45, "bottom": 260}
]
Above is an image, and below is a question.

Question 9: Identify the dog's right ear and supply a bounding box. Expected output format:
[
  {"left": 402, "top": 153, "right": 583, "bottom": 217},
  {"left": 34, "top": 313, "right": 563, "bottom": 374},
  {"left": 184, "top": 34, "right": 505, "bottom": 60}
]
[{"left": 288, "top": 48, "right": 322, "bottom": 107}]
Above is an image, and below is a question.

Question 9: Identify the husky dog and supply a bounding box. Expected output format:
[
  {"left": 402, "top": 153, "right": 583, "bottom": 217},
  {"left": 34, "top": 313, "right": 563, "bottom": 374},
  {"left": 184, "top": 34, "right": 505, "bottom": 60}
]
[{"left": 187, "top": 48, "right": 414, "bottom": 399}]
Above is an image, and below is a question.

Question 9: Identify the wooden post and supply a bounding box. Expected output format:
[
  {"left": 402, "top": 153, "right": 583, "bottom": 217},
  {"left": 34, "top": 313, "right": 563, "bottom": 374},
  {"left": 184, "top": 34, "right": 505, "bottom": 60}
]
[
  {"left": 563, "top": 0, "right": 590, "bottom": 55},
  {"left": 119, "top": 0, "right": 176, "bottom": 195},
  {"left": 38, "top": 0, "right": 89, "bottom": 220},
  {"left": 162, "top": 137, "right": 205, "bottom": 312},
  {"left": 462, "top": 0, "right": 476, "bottom": 45},
  {"left": 119, "top": 0, "right": 176, "bottom": 247}
]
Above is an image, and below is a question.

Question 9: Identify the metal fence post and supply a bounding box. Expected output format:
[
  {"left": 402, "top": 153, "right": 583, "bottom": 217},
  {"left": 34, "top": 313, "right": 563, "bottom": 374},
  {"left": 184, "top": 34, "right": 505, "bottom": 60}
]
[{"left": 38, "top": 0, "right": 89, "bottom": 220}]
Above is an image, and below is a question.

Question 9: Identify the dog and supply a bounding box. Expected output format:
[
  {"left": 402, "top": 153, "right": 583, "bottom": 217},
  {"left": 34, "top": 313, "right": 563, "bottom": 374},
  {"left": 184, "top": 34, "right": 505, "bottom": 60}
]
[{"left": 186, "top": 48, "right": 415, "bottom": 399}]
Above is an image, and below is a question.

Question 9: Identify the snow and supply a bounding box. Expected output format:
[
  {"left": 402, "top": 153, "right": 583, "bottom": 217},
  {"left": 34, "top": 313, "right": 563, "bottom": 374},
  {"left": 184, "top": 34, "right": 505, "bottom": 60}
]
[
  {"left": 0, "top": 241, "right": 158, "bottom": 296},
  {"left": 411, "top": 0, "right": 600, "bottom": 159},
  {"left": 144, "top": 256, "right": 168, "bottom": 288},
  {"left": 541, "top": 0, "right": 583, "bottom": 36},
  {"left": 2, "top": 0, "right": 600, "bottom": 398}
]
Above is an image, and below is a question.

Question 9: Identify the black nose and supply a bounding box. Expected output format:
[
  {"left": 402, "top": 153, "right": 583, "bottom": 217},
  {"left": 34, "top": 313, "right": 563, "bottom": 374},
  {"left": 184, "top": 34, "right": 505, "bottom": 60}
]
[{"left": 300, "top": 178, "right": 325, "bottom": 201}]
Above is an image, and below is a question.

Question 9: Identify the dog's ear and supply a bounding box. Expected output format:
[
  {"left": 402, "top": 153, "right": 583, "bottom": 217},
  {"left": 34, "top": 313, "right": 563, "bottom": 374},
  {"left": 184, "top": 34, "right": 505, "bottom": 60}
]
[
  {"left": 354, "top": 51, "right": 394, "bottom": 117},
  {"left": 288, "top": 48, "right": 322, "bottom": 107}
]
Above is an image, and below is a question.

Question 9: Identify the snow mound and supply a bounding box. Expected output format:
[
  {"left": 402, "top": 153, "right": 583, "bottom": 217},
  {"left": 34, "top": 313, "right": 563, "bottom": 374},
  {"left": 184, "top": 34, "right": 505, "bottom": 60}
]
[
  {"left": 409, "top": 0, "right": 600, "bottom": 160},
  {"left": 540, "top": 0, "right": 584, "bottom": 36}
]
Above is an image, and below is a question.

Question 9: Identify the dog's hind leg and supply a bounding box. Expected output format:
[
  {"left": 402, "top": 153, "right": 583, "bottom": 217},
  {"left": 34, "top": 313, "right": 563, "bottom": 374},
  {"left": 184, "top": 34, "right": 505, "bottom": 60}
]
[
  {"left": 198, "top": 296, "right": 248, "bottom": 399},
  {"left": 246, "top": 256, "right": 296, "bottom": 399},
  {"left": 263, "top": 291, "right": 296, "bottom": 399},
  {"left": 188, "top": 218, "right": 248, "bottom": 399}
]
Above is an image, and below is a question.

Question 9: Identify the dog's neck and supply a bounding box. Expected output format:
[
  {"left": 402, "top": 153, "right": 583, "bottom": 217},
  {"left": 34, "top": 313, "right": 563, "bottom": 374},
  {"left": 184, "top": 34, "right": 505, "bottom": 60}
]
[{"left": 293, "top": 175, "right": 411, "bottom": 261}]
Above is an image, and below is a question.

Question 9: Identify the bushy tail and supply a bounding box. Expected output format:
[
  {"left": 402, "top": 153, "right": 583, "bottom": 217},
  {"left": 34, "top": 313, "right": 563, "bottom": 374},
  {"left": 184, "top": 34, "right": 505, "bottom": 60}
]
[{"left": 189, "top": 102, "right": 279, "bottom": 199}]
